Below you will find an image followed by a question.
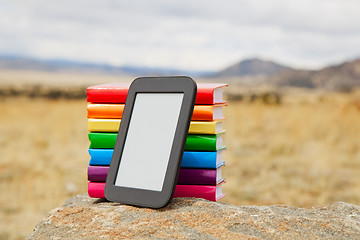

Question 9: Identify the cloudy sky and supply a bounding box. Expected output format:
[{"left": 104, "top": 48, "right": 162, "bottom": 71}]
[{"left": 0, "top": 0, "right": 359, "bottom": 71}]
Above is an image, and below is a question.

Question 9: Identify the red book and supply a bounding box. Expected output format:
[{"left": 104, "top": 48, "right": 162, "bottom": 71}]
[
  {"left": 87, "top": 83, "right": 130, "bottom": 104},
  {"left": 88, "top": 181, "right": 225, "bottom": 201},
  {"left": 87, "top": 83, "right": 228, "bottom": 105},
  {"left": 195, "top": 83, "right": 228, "bottom": 105}
]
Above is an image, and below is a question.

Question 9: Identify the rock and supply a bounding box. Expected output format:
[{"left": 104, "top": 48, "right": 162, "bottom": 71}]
[{"left": 27, "top": 194, "right": 360, "bottom": 239}]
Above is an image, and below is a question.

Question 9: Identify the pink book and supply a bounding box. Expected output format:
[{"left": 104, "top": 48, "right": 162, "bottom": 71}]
[
  {"left": 173, "top": 183, "right": 225, "bottom": 201},
  {"left": 88, "top": 182, "right": 105, "bottom": 198},
  {"left": 88, "top": 181, "right": 225, "bottom": 201}
]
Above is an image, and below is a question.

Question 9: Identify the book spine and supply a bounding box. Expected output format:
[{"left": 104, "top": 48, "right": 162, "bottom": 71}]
[
  {"left": 87, "top": 104, "right": 124, "bottom": 119},
  {"left": 188, "top": 121, "right": 216, "bottom": 134},
  {"left": 88, "top": 182, "right": 218, "bottom": 201},
  {"left": 185, "top": 134, "right": 217, "bottom": 151},
  {"left": 88, "top": 119, "right": 218, "bottom": 134},
  {"left": 89, "top": 133, "right": 218, "bottom": 151},
  {"left": 173, "top": 185, "right": 216, "bottom": 201},
  {"left": 88, "top": 166, "right": 109, "bottom": 182},
  {"left": 88, "top": 166, "right": 218, "bottom": 185},
  {"left": 88, "top": 104, "right": 218, "bottom": 121},
  {"left": 87, "top": 87, "right": 216, "bottom": 104},
  {"left": 88, "top": 132, "right": 117, "bottom": 149},
  {"left": 192, "top": 105, "right": 214, "bottom": 121},
  {"left": 195, "top": 88, "right": 214, "bottom": 104},
  {"left": 89, "top": 149, "right": 221, "bottom": 168},
  {"left": 177, "top": 168, "right": 217, "bottom": 185},
  {"left": 88, "top": 182, "right": 105, "bottom": 198},
  {"left": 181, "top": 151, "right": 218, "bottom": 168},
  {"left": 87, "top": 88, "right": 128, "bottom": 103},
  {"left": 89, "top": 149, "right": 113, "bottom": 165},
  {"left": 88, "top": 119, "right": 122, "bottom": 133}
]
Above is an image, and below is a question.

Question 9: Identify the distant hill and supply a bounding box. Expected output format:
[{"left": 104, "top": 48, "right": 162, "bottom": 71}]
[
  {"left": 0, "top": 56, "right": 213, "bottom": 77},
  {"left": 0, "top": 56, "right": 125, "bottom": 74},
  {"left": 1, "top": 55, "right": 359, "bottom": 91},
  {"left": 271, "top": 58, "right": 360, "bottom": 91},
  {"left": 311, "top": 59, "right": 360, "bottom": 91},
  {"left": 212, "top": 58, "right": 292, "bottom": 78}
]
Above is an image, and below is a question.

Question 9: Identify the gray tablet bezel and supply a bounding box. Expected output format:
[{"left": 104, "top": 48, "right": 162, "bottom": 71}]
[{"left": 104, "top": 76, "right": 197, "bottom": 208}]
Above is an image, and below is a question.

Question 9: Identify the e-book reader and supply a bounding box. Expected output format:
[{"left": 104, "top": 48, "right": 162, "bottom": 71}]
[{"left": 105, "top": 76, "right": 197, "bottom": 208}]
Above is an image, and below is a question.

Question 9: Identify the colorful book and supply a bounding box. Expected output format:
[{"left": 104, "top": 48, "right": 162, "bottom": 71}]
[
  {"left": 88, "top": 182, "right": 106, "bottom": 198},
  {"left": 88, "top": 118, "right": 225, "bottom": 134},
  {"left": 89, "top": 148, "right": 225, "bottom": 169},
  {"left": 87, "top": 103, "right": 227, "bottom": 121},
  {"left": 88, "top": 132, "right": 225, "bottom": 151},
  {"left": 89, "top": 149, "right": 114, "bottom": 166},
  {"left": 87, "top": 83, "right": 130, "bottom": 104},
  {"left": 88, "top": 182, "right": 225, "bottom": 201},
  {"left": 87, "top": 83, "right": 228, "bottom": 105},
  {"left": 87, "top": 103, "right": 125, "bottom": 119},
  {"left": 185, "top": 134, "right": 225, "bottom": 151},
  {"left": 88, "top": 165, "right": 224, "bottom": 185},
  {"left": 181, "top": 150, "right": 225, "bottom": 169},
  {"left": 177, "top": 168, "right": 224, "bottom": 185},
  {"left": 88, "top": 166, "right": 109, "bottom": 182},
  {"left": 188, "top": 121, "right": 224, "bottom": 135},
  {"left": 173, "top": 183, "right": 225, "bottom": 201}
]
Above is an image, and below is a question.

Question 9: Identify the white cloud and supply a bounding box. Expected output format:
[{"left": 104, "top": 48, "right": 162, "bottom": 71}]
[{"left": 0, "top": 0, "right": 359, "bottom": 71}]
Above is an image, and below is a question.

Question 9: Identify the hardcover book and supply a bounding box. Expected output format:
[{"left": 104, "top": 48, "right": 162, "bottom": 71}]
[
  {"left": 89, "top": 148, "right": 225, "bottom": 169},
  {"left": 88, "top": 132, "right": 225, "bottom": 151},
  {"left": 88, "top": 165, "right": 224, "bottom": 185},
  {"left": 87, "top": 83, "right": 228, "bottom": 105},
  {"left": 173, "top": 183, "right": 226, "bottom": 201},
  {"left": 88, "top": 181, "right": 225, "bottom": 201},
  {"left": 87, "top": 83, "right": 130, "bottom": 104},
  {"left": 185, "top": 134, "right": 225, "bottom": 151},
  {"left": 181, "top": 150, "right": 225, "bottom": 169},
  {"left": 88, "top": 118, "right": 225, "bottom": 134},
  {"left": 87, "top": 103, "right": 227, "bottom": 121}
]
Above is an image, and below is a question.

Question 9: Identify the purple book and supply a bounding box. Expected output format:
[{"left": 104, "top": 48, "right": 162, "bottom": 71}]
[{"left": 88, "top": 166, "right": 224, "bottom": 186}]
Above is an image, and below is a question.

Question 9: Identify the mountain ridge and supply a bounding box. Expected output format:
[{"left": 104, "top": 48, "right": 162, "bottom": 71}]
[
  {"left": 0, "top": 55, "right": 213, "bottom": 77},
  {"left": 270, "top": 58, "right": 360, "bottom": 91},
  {"left": 212, "top": 58, "right": 293, "bottom": 78},
  {"left": 1, "top": 55, "right": 359, "bottom": 91}
]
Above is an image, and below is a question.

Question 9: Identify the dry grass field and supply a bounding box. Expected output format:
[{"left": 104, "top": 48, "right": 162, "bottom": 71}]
[
  {"left": 1, "top": 84, "right": 360, "bottom": 239},
  {"left": 0, "top": 97, "right": 89, "bottom": 240},
  {"left": 224, "top": 90, "right": 360, "bottom": 207}
]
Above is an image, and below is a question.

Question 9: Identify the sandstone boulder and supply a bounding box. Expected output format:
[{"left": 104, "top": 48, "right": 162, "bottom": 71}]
[{"left": 27, "top": 194, "right": 360, "bottom": 239}]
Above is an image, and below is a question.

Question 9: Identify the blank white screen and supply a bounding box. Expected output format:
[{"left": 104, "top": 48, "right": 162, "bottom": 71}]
[{"left": 115, "top": 93, "right": 184, "bottom": 191}]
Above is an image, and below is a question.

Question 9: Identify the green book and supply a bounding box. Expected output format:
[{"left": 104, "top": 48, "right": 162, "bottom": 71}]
[
  {"left": 185, "top": 134, "right": 224, "bottom": 151},
  {"left": 88, "top": 132, "right": 225, "bottom": 151}
]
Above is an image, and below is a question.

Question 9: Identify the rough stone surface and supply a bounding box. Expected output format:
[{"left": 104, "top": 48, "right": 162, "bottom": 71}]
[{"left": 26, "top": 194, "right": 360, "bottom": 239}]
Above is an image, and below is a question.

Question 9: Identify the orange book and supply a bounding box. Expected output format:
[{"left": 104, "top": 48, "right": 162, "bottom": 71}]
[
  {"left": 87, "top": 104, "right": 125, "bottom": 119},
  {"left": 87, "top": 103, "right": 227, "bottom": 121}
]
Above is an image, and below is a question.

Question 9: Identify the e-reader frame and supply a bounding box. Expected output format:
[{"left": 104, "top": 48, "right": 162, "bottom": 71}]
[{"left": 105, "top": 76, "right": 197, "bottom": 208}]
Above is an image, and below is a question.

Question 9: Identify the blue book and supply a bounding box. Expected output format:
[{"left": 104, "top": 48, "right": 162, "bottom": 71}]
[
  {"left": 89, "top": 149, "right": 113, "bottom": 166},
  {"left": 88, "top": 148, "right": 225, "bottom": 169},
  {"left": 181, "top": 151, "right": 225, "bottom": 168}
]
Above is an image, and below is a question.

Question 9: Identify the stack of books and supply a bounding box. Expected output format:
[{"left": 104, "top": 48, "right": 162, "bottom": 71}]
[{"left": 86, "top": 82, "right": 228, "bottom": 201}]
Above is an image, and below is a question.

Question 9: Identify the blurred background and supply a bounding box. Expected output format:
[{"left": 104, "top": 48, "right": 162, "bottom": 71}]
[{"left": 1, "top": 0, "right": 360, "bottom": 239}]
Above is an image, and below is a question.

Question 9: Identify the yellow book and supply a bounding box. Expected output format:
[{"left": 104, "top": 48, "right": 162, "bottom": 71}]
[
  {"left": 188, "top": 121, "right": 224, "bottom": 134},
  {"left": 88, "top": 119, "right": 225, "bottom": 134},
  {"left": 88, "top": 119, "right": 122, "bottom": 132}
]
